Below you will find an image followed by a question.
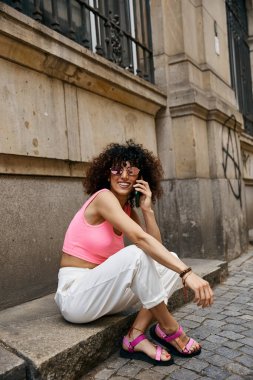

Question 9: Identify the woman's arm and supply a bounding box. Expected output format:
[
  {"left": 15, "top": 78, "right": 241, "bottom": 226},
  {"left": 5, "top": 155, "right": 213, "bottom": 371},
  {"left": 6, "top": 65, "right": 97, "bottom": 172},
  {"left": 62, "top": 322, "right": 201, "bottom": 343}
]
[
  {"left": 130, "top": 208, "right": 162, "bottom": 243},
  {"left": 94, "top": 191, "right": 213, "bottom": 307},
  {"left": 133, "top": 179, "right": 162, "bottom": 242}
]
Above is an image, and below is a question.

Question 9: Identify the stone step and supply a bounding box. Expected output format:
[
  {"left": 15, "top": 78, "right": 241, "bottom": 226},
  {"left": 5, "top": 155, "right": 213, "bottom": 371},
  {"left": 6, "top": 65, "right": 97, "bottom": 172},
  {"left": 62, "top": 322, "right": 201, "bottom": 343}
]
[
  {"left": 0, "top": 259, "right": 227, "bottom": 380},
  {"left": 0, "top": 346, "right": 26, "bottom": 380}
]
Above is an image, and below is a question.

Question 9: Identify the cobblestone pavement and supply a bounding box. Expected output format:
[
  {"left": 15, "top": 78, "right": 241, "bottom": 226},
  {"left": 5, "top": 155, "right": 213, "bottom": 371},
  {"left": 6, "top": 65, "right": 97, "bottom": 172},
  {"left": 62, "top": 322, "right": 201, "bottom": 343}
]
[{"left": 84, "top": 251, "right": 253, "bottom": 380}]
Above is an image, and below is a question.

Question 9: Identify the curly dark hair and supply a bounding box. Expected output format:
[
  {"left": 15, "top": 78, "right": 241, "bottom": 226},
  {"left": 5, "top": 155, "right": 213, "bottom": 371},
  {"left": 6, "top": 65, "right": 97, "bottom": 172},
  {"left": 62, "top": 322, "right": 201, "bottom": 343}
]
[{"left": 83, "top": 140, "right": 164, "bottom": 208}]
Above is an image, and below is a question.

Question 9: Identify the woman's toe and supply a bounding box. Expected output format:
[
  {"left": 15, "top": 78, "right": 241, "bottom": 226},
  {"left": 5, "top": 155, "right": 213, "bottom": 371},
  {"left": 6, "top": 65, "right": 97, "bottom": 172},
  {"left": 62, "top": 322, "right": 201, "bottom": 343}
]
[
  {"left": 193, "top": 343, "right": 200, "bottom": 352},
  {"left": 161, "top": 349, "right": 171, "bottom": 361}
]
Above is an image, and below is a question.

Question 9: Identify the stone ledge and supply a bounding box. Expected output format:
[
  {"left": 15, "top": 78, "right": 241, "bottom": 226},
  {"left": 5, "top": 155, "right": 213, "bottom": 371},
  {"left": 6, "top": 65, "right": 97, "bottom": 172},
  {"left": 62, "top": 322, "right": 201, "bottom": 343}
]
[
  {"left": 169, "top": 89, "right": 243, "bottom": 132},
  {"left": 0, "top": 346, "right": 26, "bottom": 380},
  {"left": 0, "top": 154, "right": 88, "bottom": 178},
  {"left": 0, "top": 258, "right": 227, "bottom": 380}
]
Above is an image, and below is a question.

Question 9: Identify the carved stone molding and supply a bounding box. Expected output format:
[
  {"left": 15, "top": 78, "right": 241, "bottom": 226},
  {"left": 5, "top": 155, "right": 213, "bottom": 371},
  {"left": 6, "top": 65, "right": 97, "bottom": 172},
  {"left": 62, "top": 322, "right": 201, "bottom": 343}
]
[{"left": 0, "top": 154, "right": 88, "bottom": 177}]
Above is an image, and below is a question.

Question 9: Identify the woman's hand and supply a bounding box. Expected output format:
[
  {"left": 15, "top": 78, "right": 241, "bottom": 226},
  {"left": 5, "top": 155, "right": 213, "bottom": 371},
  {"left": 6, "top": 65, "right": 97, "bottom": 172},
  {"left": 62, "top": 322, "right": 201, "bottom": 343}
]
[
  {"left": 133, "top": 180, "right": 152, "bottom": 211},
  {"left": 184, "top": 272, "right": 214, "bottom": 308}
]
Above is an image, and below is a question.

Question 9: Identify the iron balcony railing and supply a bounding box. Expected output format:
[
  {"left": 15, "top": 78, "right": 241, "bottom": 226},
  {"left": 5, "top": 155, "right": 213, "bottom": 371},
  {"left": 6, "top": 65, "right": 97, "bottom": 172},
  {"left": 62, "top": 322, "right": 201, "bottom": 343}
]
[
  {"left": 3, "top": 0, "right": 154, "bottom": 83},
  {"left": 226, "top": 0, "right": 253, "bottom": 136}
]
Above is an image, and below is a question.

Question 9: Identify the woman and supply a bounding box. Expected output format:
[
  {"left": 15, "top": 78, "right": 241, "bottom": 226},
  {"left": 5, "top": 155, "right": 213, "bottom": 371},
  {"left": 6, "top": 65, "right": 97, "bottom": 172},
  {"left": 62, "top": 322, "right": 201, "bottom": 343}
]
[{"left": 55, "top": 141, "right": 213, "bottom": 366}]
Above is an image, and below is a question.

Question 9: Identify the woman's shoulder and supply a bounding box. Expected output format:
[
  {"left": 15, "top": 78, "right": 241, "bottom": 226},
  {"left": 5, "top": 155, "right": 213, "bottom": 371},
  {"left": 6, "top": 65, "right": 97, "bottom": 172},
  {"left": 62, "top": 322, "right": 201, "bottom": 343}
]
[
  {"left": 90, "top": 189, "right": 126, "bottom": 212},
  {"left": 92, "top": 188, "right": 110, "bottom": 197},
  {"left": 88, "top": 188, "right": 114, "bottom": 203}
]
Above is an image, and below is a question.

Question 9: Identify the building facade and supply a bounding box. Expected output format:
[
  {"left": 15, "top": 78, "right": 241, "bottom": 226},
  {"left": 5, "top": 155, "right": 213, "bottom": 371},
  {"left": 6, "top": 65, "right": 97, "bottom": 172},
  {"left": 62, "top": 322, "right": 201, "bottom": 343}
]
[{"left": 0, "top": 0, "right": 252, "bottom": 310}]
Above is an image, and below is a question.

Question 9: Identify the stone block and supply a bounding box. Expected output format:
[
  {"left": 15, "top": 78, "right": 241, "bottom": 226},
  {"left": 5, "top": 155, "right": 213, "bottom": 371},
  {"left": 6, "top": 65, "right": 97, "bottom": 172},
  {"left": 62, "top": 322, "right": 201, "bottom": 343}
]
[
  {"left": 172, "top": 115, "right": 210, "bottom": 179},
  {"left": 168, "top": 60, "right": 190, "bottom": 91},
  {"left": 202, "top": 0, "right": 231, "bottom": 83},
  {"left": 170, "top": 368, "right": 200, "bottom": 380},
  {"left": 161, "top": 0, "right": 184, "bottom": 56},
  {"left": 222, "top": 324, "right": 247, "bottom": 333},
  {"left": 217, "top": 331, "right": 245, "bottom": 341},
  {"left": 156, "top": 114, "right": 176, "bottom": 179},
  {"left": 201, "top": 364, "right": 231, "bottom": 380},
  {"left": 181, "top": 0, "right": 204, "bottom": 64},
  {"left": 215, "top": 346, "right": 241, "bottom": 359},
  {"left": 223, "top": 341, "right": 243, "bottom": 350},
  {"left": 211, "top": 179, "right": 248, "bottom": 261},
  {"left": 151, "top": 364, "right": 177, "bottom": 375},
  {"left": 150, "top": 0, "right": 165, "bottom": 56},
  {"left": 0, "top": 175, "right": 85, "bottom": 310},
  {"left": 153, "top": 54, "right": 169, "bottom": 93},
  {"left": 93, "top": 368, "right": 116, "bottom": 379},
  {"left": 76, "top": 89, "right": 157, "bottom": 162},
  {"left": 0, "top": 347, "right": 26, "bottom": 380},
  {"left": 135, "top": 369, "right": 165, "bottom": 380},
  {"left": 158, "top": 179, "right": 222, "bottom": 259},
  {"left": 224, "top": 362, "right": 253, "bottom": 377},
  {"left": 64, "top": 83, "right": 81, "bottom": 161},
  {"left": 202, "top": 319, "right": 226, "bottom": 328},
  {"left": 207, "top": 120, "right": 243, "bottom": 180},
  {"left": 114, "top": 363, "right": 142, "bottom": 378},
  {"left": 0, "top": 58, "right": 68, "bottom": 160},
  {"left": 206, "top": 335, "right": 229, "bottom": 344},
  {"left": 237, "top": 337, "right": 253, "bottom": 348},
  {"left": 182, "top": 357, "right": 209, "bottom": 371},
  {"left": 235, "top": 354, "right": 253, "bottom": 369},
  {"left": 172, "top": 116, "right": 197, "bottom": 178},
  {"left": 0, "top": 294, "right": 136, "bottom": 380}
]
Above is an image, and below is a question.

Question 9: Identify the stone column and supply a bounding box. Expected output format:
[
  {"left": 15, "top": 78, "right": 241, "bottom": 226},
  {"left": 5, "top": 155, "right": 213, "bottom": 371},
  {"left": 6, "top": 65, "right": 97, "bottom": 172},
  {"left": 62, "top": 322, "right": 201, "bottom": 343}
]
[{"left": 150, "top": 0, "right": 248, "bottom": 260}]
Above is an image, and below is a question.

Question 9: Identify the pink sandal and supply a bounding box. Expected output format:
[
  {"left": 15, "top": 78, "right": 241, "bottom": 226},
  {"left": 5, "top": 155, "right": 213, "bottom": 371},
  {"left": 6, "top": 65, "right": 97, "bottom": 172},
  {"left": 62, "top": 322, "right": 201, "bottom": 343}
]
[
  {"left": 119, "top": 333, "right": 174, "bottom": 366},
  {"left": 150, "top": 324, "right": 201, "bottom": 357}
]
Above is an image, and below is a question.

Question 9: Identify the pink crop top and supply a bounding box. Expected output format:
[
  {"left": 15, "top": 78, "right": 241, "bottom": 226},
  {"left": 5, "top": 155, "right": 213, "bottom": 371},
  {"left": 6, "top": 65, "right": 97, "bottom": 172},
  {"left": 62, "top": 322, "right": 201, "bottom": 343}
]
[{"left": 62, "top": 189, "right": 131, "bottom": 264}]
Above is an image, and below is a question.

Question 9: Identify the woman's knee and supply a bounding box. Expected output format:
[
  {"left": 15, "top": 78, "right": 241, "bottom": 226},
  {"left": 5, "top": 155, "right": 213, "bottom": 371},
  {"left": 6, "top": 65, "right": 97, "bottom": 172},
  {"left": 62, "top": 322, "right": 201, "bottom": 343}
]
[
  {"left": 118, "top": 244, "right": 144, "bottom": 261},
  {"left": 116, "top": 244, "right": 153, "bottom": 270},
  {"left": 125, "top": 244, "right": 154, "bottom": 264}
]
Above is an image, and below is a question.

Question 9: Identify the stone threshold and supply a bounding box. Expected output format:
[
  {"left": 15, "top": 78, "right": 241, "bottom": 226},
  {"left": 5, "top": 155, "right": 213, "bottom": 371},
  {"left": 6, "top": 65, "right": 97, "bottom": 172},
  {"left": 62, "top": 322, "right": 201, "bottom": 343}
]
[{"left": 0, "top": 259, "right": 228, "bottom": 380}]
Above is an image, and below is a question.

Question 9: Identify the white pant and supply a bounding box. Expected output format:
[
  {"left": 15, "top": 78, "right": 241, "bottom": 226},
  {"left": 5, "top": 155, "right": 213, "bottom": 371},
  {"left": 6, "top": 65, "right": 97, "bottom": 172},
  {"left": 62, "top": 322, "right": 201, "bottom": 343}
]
[{"left": 55, "top": 245, "right": 180, "bottom": 323}]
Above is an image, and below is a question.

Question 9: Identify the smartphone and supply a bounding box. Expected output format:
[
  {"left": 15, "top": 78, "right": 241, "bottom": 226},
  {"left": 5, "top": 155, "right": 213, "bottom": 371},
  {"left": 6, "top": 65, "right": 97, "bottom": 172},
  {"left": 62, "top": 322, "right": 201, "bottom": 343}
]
[{"left": 135, "top": 190, "right": 140, "bottom": 208}]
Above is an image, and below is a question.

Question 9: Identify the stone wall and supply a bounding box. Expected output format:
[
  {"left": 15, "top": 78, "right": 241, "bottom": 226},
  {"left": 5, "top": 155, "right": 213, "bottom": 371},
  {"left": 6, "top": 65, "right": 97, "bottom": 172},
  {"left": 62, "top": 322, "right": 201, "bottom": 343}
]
[
  {"left": 1, "top": 0, "right": 253, "bottom": 310},
  {"left": 0, "top": 3, "right": 166, "bottom": 310}
]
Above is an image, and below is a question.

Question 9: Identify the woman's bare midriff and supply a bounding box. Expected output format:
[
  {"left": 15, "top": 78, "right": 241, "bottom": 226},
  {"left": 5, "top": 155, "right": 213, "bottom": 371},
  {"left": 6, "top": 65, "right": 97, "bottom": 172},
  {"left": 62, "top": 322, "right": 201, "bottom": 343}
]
[{"left": 60, "top": 252, "right": 98, "bottom": 269}]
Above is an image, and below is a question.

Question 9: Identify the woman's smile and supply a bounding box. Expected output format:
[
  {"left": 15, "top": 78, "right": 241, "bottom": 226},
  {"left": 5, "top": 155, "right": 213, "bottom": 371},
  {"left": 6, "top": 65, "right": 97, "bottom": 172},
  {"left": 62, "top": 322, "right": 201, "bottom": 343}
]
[{"left": 117, "top": 181, "right": 132, "bottom": 189}]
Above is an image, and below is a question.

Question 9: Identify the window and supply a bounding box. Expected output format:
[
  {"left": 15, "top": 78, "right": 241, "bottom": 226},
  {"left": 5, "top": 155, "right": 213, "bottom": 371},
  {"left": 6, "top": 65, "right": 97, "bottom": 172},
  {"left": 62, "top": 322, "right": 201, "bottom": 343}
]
[
  {"left": 3, "top": 0, "right": 154, "bottom": 83},
  {"left": 226, "top": 0, "right": 253, "bottom": 135}
]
